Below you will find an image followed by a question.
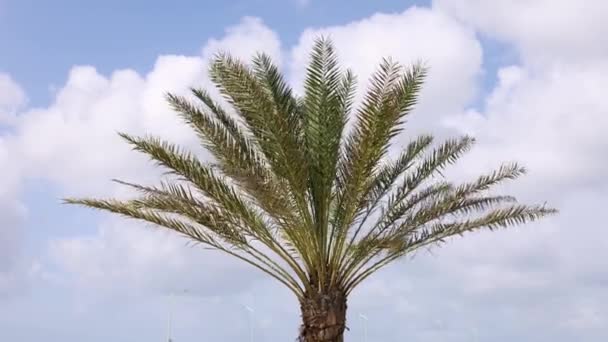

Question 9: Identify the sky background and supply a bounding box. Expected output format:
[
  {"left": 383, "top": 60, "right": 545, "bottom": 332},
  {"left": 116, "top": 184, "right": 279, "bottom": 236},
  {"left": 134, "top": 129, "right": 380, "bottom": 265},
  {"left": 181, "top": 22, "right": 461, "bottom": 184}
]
[{"left": 1, "top": 0, "right": 607, "bottom": 341}]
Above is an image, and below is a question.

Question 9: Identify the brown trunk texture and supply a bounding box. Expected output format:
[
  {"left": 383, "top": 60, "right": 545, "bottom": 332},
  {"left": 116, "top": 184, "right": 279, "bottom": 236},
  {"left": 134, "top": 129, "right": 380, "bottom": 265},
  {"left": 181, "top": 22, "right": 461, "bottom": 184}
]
[{"left": 298, "top": 290, "right": 347, "bottom": 342}]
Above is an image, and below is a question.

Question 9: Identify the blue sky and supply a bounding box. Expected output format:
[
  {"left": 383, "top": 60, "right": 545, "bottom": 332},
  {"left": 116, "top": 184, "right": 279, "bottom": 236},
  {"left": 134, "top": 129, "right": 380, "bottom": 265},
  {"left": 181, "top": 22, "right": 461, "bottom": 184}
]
[
  {"left": 1, "top": 0, "right": 607, "bottom": 341},
  {"left": 1, "top": 0, "right": 431, "bottom": 106}
]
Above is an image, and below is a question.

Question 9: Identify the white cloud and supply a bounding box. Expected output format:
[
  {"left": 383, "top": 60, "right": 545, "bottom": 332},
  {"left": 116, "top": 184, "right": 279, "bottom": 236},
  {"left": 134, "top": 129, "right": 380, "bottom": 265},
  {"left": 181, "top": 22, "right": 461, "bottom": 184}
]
[
  {"left": 48, "top": 218, "right": 261, "bottom": 297},
  {"left": 16, "top": 62, "right": 201, "bottom": 197},
  {"left": 434, "top": 0, "right": 608, "bottom": 66},
  {"left": 443, "top": 61, "right": 608, "bottom": 193},
  {"left": 202, "top": 16, "right": 282, "bottom": 63}
]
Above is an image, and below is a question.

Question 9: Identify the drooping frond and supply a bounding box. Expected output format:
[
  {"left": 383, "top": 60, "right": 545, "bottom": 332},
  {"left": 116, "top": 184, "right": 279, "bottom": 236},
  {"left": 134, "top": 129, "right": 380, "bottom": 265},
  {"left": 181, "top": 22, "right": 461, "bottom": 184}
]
[
  {"left": 119, "top": 133, "right": 311, "bottom": 291},
  {"left": 339, "top": 162, "right": 552, "bottom": 292},
  {"left": 351, "top": 134, "right": 435, "bottom": 236},
  {"left": 117, "top": 133, "right": 266, "bottom": 229},
  {"left": 166, "top": 92, "right": 293, "bottom": 221},
  {"left": 344, "top": 204, "right": 555, "bottom": 291},
  {"left": 372, "top": 136, "right": 476, "bottom": 233},
  {"left": 167, "top": 90, "right": 320, "bottom": 277},
  {"left": 62, "top": 197, "right": 305, "bottom": 295}
]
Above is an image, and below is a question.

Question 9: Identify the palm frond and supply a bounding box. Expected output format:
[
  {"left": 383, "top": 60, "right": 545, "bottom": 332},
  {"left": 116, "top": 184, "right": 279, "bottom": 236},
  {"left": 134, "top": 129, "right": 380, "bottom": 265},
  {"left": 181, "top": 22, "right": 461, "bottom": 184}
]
[
  {"left": 345, "top": 204, "right": 556, "bottom": 291},
  {"left": 299, "top": 39, "right": 355, "bottom": 283},
  {"left": 330, "top": 61, "right": 427, "bottom": 262},
  {"left": 209, "top": 54, "right": 317, "bottom": 260}
]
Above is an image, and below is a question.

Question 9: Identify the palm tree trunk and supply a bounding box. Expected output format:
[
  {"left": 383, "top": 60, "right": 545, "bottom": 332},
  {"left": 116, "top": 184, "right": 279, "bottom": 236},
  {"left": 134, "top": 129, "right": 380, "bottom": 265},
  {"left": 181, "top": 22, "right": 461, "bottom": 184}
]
[{"left": 298, "top": 290, "right": 347, "bottom": 342}]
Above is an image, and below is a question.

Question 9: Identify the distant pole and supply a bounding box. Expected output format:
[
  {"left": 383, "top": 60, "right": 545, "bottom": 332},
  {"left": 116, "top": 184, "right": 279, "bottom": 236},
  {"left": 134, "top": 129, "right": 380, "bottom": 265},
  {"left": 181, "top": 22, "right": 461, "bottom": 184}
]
[
  {"left": 167, "top": 293, "right": 174, "bottom": 342},
  {"left": 359, "top": 314, "right": 368, "bottom": 342},
  {"left": 167, "top": 289, "right": 188, "bottom": 342},
  {"left": 243, "top": 304, "right": 255, "bottom": 342}
]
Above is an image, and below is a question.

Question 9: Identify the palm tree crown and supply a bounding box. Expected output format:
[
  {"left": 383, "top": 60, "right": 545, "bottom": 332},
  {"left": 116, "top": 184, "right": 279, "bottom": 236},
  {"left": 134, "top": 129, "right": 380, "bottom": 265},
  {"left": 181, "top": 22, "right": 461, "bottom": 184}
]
[{"left": 66, "top": 38, "right": 556, "bottom": 342}]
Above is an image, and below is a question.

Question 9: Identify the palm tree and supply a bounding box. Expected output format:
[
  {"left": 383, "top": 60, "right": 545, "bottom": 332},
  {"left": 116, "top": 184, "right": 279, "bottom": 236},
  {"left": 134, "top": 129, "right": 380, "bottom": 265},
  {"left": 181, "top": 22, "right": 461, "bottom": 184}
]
[{"left": 65, "top": 38, "right": 556, "bottom": 342}]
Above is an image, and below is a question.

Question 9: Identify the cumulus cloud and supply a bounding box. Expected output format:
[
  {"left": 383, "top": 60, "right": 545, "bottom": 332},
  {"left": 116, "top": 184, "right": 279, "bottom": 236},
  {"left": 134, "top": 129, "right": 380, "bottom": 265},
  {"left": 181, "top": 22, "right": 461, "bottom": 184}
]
[
  {"left": 48, "top": 218, "right": 260, "bottom": 297},
  {"left": 444, "top": 62, "right": 608, "bottom": 193},
  {"left": 17, "top": 62, "right": 200, "bottom": 197},
  {"left": 202, "top": 16, "right": 282, "bottom": 63},
  {"left": 434, "top": 0, "right": 608, "bottom": 66}
]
